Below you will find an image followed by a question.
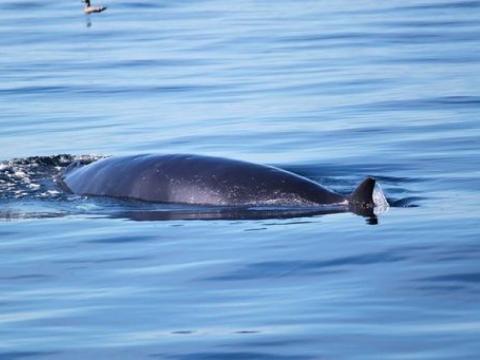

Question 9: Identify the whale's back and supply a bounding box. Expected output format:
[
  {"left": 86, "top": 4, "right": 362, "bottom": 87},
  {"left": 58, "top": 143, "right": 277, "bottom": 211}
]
[{"left": 62, "top": 154, "right": 346, "bottom": 206}]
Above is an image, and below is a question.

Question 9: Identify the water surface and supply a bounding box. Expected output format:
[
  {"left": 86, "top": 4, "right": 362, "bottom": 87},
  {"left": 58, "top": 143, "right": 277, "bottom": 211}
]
[{"left": 1, "top": 0, "right": 479, "bottom": 359}]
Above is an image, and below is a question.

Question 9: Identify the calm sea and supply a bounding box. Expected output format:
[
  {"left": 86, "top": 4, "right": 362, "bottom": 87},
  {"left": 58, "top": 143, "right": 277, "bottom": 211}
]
[{"left": 1, "top": 0, "right": 479, "bottom": 359}]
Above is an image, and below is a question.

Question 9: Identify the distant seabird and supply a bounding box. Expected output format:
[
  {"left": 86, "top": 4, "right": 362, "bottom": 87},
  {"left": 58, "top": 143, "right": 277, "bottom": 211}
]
[{"left": 83, "top": 0, "right": 107, "bottom": 14}]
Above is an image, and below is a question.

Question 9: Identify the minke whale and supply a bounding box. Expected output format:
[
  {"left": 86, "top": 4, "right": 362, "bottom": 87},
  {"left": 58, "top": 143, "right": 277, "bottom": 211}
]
[{"left": 59, "top": 154, "right": 387, "bottom": 216}]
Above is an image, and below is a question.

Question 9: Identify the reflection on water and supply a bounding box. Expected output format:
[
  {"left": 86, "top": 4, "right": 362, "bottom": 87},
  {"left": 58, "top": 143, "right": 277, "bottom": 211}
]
[{"left": 0, "top": 202, "right": 378, "bottom": 224}]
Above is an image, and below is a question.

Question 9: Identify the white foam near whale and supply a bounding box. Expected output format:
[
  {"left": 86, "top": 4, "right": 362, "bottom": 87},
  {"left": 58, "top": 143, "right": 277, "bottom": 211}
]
[{"left": 373, "top": 183, "right": 390, "bottom": 215}]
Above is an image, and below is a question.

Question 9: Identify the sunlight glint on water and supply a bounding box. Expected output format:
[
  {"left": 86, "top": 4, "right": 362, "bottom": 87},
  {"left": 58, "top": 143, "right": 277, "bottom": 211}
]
[{"left": 0, "top": 0, "right": 479, "bottom": 359}]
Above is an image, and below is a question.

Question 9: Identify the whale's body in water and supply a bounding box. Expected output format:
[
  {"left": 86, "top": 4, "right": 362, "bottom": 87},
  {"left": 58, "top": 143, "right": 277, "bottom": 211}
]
[{"left": 60, "top": 154, "right": 382, "bottom": 211}]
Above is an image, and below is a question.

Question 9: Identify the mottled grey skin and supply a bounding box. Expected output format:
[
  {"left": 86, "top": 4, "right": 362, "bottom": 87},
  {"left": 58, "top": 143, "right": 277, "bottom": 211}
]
[{"left": 61, "top": 154, "right": 373, "bottom": 207}]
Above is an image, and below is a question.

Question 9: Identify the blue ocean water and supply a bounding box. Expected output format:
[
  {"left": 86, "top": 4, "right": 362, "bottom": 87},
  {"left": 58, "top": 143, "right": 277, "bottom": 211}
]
[{"left": 1, "top": 0, "right": 479, "bottom": 359}]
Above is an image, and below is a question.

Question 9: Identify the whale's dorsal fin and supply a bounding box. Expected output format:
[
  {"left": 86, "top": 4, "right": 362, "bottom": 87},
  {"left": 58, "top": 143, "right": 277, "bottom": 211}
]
[{"left": 350, "top": 177, "right": 375, "bottom": 207}]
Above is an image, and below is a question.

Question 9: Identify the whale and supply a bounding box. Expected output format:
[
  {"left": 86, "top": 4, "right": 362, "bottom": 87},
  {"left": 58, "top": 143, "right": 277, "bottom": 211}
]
[{"left": 59, "top": 154, "right": 386, "bottom": 217}]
